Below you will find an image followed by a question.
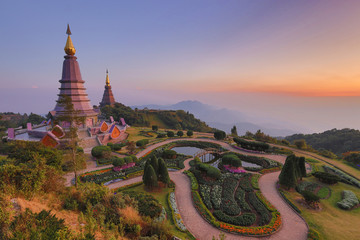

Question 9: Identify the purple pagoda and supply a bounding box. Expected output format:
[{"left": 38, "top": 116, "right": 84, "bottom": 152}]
[
  {"left": 99, "top": 69, "right": 116, "bottom": 107},
  {"left": 52, "top": 25, "right": 98, "bottom": 127}
]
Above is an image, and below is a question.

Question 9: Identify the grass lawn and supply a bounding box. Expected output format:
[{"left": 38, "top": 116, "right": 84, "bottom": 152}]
[
  {"left": 283, "top": 177, "right": 360, "bottom": 240},
  {"left": 118, "top": 182, "right": 196, "bottom": 240}
]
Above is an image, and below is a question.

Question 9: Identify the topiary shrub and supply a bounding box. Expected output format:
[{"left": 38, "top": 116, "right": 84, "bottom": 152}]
[
  {"left": 337, "top": 190, "right": 359, "bottom": 210},
  {"left": 157, "top": 133, "right": 166, "bottom": 138},
  {"left": 177, "top": 130, "right": 184, "bottom": 137},
  {"left": 186, "top": 130, "right": 193, "bottom": 137},
  {"left": 313, "top": 171, "right": 341, "bottom": 184},
  {"left": 167, "top": 131, "right": 175, "bottom": 137},
  {"left": 214, "top": 130, "right": 226, "bottom": 140},
  {"left": 91, "top": 146, "right": 111, "bottom": 159},
  {"left": 301, "top": 190, "right": 320, "bottom": 204},
  {"left": 124, "top": 156, "right": 133, "bottom": 164},
  {"left": 222, "top": 154, "right": 242, "bottom": 168},
  {"left": 113, "top": 157, "right": 125, "bottom": 167},
  {"left": 162, "top": 149, "right": 177, "bottom": 159},
  {"left": 136, "top": 139, "right": 149, "bottom": 147}
]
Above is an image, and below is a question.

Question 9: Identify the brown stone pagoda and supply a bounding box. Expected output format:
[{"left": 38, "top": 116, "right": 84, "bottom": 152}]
[
  {"left": 52, "top": 25, "right": 98, "bottom": 127},
  {"left": 99, "top": 69, "right": 116, "bottom": 107}
]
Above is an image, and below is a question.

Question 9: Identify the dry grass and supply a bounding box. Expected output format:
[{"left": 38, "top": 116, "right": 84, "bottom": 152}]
[
  {"left": 16, "top": 197, "right": 81, "bottom": 233},
  {"left": 119, "top": 206, "right": 143, "bottom": 225}
]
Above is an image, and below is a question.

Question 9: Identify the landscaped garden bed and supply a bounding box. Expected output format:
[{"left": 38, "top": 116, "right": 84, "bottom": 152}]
[{"left": 186, "top": 166, "right": 282, "bottom": 236}]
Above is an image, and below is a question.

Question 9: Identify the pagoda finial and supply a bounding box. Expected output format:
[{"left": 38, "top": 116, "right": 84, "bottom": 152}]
[
  {"left": 64, "top": 24, "right": 76, "bottom": 55},
  {"left": 106, "top": 69, "right": 110, "bottom": 86}
]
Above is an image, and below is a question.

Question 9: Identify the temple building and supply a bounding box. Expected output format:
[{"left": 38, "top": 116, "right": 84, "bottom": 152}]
[
  {"left": 99, "top": 70, "right": 116, "bottom": 107},
  {"left": 51, "top": 24, "right": 98, "bottom": 127}
]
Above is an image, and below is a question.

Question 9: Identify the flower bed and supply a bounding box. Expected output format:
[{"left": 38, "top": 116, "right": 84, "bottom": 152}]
[
  {"left": 186, "top": 171, "right": 282, "bottom": 236},
  {"left": 113, "top": 162, "right": 136, "bottom": 172},
  {"left": 168, "top": 192, "right": 187, "bottom": 232},
  {"left": 223, "top": 165, "right": 246, "bottom": 173}
]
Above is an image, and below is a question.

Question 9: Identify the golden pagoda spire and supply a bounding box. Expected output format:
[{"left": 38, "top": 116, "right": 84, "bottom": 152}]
[
  {"left": 64, "top": 24, "right": 76, "bottom": 55},
  {"left": 105, "top": 69, "right": 110, "bottom": 86}
]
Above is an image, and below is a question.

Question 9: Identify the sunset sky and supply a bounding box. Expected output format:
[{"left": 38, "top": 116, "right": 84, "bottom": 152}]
[{"left": 1, "top": 0, "right": 360, "bottom": 133}]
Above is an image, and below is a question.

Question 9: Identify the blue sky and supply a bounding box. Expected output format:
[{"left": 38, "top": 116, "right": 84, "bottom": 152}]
[{"left": 1, "top": 1, "right": 360, "bottom": 132}]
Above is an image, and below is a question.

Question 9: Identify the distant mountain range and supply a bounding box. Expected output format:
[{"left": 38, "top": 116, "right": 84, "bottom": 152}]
[{"left": 132, "top": 100, "right": 305, "bottom": 137}]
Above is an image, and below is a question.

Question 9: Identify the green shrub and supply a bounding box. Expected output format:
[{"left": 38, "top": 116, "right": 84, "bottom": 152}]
[
  {"left": 214, "top": 130, "right": 226, "bottom": 140},
  {"left": 136, "top": 139, "right": 149, "bottom": 147},
  {"left": 337, "top": 190, "right": 359, "bottom": 210},
  {"left": 177, "top": 130, "right": 184, "bottom": 137},
  {"left": 197, "top": 162, "right": 221, "bottom": 180},
  {"left": 162, "top": 149, "right": 177, "bottom": 159},
  {"left": 124, "top": 156, "right": 133, "bottom": 164},
  {"left": 9, "top": 209, "right": 72, "bottom": 239},
  {"left": 152, "top": 125, "right": 158, "bottom": 131},
  {"left": 222, "top": 154, "right": 242, "bottom": 167},
  {"left": 186, "top": 130, "right": 193, "bottom": 137},
  {"left": 91, "top": 146, "right": 111, "bottom": 159},
  {"left": 156, "top": 133, "right": 166, "bottom": 138},
  {"left": 301, "top": 190, "right": 320, "bottom": 203},
  {"left": 233, "top": 137, "right": 270, "bottom": 151},
  {"left": 113, "top": 157, "right": 125, "bottom": 167},
  {"left": 167, "top": 131, "right": 175, "bottom": 137},
  {"left": 107, "top": 142, "right": 124, "bottom": 151},
  {"left": 313, "top": 171, "right": 340, "bottom": 184},
  {"left": 124, "top": 191, "right": 162, "bottom": 218}
]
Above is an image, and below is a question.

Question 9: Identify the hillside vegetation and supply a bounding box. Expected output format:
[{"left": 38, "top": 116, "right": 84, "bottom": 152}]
[
  {"left": 101, "top": 103, "right": 213, "bottom": 132},
  {"left": 285, "top": 128, "right": 360, "bottom": 155}
]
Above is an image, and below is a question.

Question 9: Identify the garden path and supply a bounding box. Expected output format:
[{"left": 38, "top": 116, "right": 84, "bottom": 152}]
[{"left": 104, "top": 138, "right": 308, "bottom": 240}]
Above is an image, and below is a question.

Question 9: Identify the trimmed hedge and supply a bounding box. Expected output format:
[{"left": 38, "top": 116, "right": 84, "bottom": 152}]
[
  {"left": 312, "top": 171, "right": 340, "bottom": 184},
  {"left": 213, "top": 211, "right": 256, "bottom": 226},
  {"left": 233, "top": 138, "right": 270, "bottom": 152},
  {"left": 248, "top": 192, "right": 271, "bottom": 226},
  {"left": 323, "top": 165, "right": 360, "bottom": 188},
  {"left": 221, "top": 177, "right": 241, "bottom": 216},
  {"left": 136, "top": 139, "right": 149, "bottom": 147}
]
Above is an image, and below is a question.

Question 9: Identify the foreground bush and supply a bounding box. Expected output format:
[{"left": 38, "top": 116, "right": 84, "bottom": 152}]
[
  {"left": 337, "top": 190, "right": 359, "bottom": 210},
  {"left": 9, "top": 209, "right": 72, "bottom": 239}
]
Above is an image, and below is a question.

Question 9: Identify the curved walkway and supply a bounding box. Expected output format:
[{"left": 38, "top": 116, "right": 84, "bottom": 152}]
[{"left": 105, "top": 138, "right": 308, "bottom": 240}]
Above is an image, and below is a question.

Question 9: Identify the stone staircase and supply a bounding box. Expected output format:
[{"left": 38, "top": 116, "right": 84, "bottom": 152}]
[{"left": 79, "top": 136, "right": 100, "bottom": 151}]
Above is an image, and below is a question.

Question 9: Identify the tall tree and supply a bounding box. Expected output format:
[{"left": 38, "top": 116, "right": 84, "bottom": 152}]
[
  {"left": 298, "top": 157, "right": 306, "bottom": 180},
  {"left": 55, "top": 95, "right": 85, "bottom": 188},
  {"left": 150, "top": 155, "right": 159, "bottom": 174},
  {"left": 279, "top": 155, "right": 297, "bottom": 189},
  {"left": 231, "top": 125, "right": 238, "bottom": 136},
  {"left": 158, "top": 158, "right": 170, "bottom": 186},
  {"left": 143, "top": 164, "right": 158, "bottom": 190}
]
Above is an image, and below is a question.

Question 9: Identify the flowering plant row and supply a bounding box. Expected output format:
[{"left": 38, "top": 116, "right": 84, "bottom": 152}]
[
  {"left": 168, "top": 192, "right": 187, "bottom": 232},
  {"left": 259, "top": 167, "right": 281, "bottom": 174}
]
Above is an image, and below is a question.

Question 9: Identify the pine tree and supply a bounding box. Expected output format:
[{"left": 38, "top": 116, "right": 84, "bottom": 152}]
[
  {"left": 55, "top": 95, "right": 85, "bottom": 188},
  {"left": 279, "top": 155, "right": 297, "bottom": 189},
  {"left": 231, "top": 125, "right": 238, "bottom": 136},
  {"left": 298, "top": 157, "right": 306, "bottom": 180},
  {"left": 158, "top": 158, "right": 170, "bottom": 186},
  {"left": 150, "top": 155, "right": 159, "bottom": 175},
  {"left": 142, "top": 159, "right": 151, "bottom": 182},
  {"left": 143, "top": 164, "right": 158, "bottom": 190}
]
